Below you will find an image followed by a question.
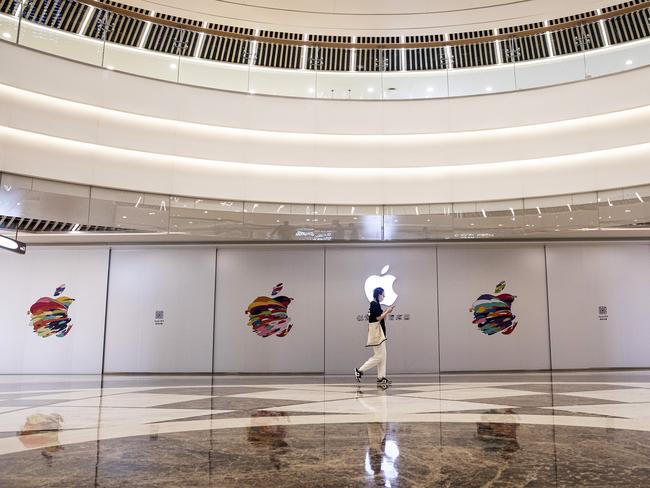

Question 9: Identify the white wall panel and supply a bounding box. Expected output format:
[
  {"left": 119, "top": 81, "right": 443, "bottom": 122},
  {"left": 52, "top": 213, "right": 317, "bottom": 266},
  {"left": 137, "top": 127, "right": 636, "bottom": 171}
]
[
  {"left": 213, "top": 248, "right": 325, "bottom": 373},
  {"left": 104, "top": 247, "right": 216, "bottom": 373},
  {"left": 324, "top": 247, "right": 438, "bottom": 374},
  {"left": 438, "top": 246, "right": 550, "bottom": 372},
  {"left": 0, "top": 247, "right": 109, "bottom": 374},
  {"left": 546, "top": 244, "right": 650, "bottom": 369}
]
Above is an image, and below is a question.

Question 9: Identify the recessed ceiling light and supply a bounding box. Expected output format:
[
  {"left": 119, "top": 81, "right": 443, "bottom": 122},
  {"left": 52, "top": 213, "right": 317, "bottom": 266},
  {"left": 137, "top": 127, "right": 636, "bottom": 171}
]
[
  {"left": 106, "top": 65, "right": 115, "bottom": 70},
  {"left": 426, "top": 86, "right": 434, "bottom": 93},
  {"left": 625, "top": 59, "right": 633, "bottom": 66},
  {"left": 169, "top": 63, "right": 177, "bottom": 70},
  {"left": 485, "top": 86, "right": 494, "bottom": 92},
  {"left": 2, "top": 32, "right": 11, "bottom": 39},
  {"left": 367, "top": 87, "right": 374, "bottom": 93}
]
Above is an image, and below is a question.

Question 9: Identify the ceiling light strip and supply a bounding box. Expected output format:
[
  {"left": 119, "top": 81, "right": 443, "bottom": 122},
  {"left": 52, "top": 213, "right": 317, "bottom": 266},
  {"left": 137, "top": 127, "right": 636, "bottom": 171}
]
[
  {"left": 249, "top": 29, "right": 260, "bottom": 67},
  {"left": 194, "top": 21, "right": 206, "bottom": 58},
  {"left": 596, "top": 9, "right": 611, "bottom": 47},
  {"left": 138, "top": 11, "right": 156, "bottom": 49},
  {"left": 494, "top": 29, "right": 503, "bottom": 64},
  {"left": 543, "top": 20, "right": 555, "bottom": 57},
  {"left": 78, "top": 6, "right": 95, "bottom": 35}
]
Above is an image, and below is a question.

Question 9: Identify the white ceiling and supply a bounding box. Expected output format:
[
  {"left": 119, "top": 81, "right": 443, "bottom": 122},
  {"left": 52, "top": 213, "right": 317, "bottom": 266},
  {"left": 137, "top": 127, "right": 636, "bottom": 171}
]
[{"left": 123, "top": 0, "right": 622, "bottom": 34}]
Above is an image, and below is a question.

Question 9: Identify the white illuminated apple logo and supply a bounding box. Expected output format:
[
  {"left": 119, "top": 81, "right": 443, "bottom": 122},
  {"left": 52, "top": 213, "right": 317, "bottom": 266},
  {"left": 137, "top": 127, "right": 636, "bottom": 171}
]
[{"left": 364, "top": 265, "right": 398, "bottom": 305}]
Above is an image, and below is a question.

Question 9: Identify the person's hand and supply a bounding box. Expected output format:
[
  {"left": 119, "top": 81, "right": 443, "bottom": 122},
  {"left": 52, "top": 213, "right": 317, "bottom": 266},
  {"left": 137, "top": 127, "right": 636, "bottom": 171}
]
[{"left": 387, "top": 305, "right": 395, "bottom": 313}]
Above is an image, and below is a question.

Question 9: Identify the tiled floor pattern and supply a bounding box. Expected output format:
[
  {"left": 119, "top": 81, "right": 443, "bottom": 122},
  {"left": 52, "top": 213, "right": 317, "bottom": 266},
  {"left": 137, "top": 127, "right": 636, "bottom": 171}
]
[{"left": 2, "top": 372, "right": 650, "bottom": 486}]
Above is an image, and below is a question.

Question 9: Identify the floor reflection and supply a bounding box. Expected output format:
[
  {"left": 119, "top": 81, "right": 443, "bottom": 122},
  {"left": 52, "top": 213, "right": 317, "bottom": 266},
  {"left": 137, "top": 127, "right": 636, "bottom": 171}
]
[
  {"left": 17, "top": 413, "right": 64, "bottom": 464},
  {"left": 476, "top": 409, "right": 520, "bottom": 458},
  {"left": 364, "top": 423, "right": 400, "bottom": 487},
  {"left": 2, "top": 373, "right": 650, "bottom": 486},
  {"left": 247, "top": 411, "right": 290, "bottom": 470}
]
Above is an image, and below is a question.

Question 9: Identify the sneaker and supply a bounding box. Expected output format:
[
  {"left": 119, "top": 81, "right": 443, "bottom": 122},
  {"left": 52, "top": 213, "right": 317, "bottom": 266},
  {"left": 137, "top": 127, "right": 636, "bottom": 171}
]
[
  {"left": 354, "top": 368, "right": 363, "bottom": 382},
  {"left": 376, "top": 377, "right": 392, "bottom": 385}
]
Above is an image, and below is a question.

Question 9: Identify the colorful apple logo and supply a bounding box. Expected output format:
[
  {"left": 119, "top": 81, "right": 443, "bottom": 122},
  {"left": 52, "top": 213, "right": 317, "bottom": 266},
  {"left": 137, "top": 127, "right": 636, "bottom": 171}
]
[
  {"left": 27, "top": 284, "right": 75, "bottom": 338},
  {"left": 245, "top": 283, "right": 294, "bottom": 338},
  {"left": 364, "top": 265, "right": 398, "bottom": 305},
  {"left": 469, "top": 281, "right": 518, "bottom": 336}
]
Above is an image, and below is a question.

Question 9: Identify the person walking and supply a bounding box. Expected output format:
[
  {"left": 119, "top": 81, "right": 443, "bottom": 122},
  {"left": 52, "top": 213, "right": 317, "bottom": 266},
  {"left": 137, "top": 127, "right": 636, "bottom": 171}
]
[{"left": 355, "top": 287, "right": 395, "bottom": 386}]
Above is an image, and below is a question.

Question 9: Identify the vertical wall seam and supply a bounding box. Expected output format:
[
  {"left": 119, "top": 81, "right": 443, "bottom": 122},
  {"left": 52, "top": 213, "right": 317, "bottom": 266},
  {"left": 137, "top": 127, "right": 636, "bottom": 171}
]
[
  {"left": 211, "top": 246, "right": 218, "bottom": 375},
  {"left": 322, "top": 246, "right": 327, "bottom": 375},
  {"left": 100, "top": 247, "right": 112, "bottom": 380},
  {"left": 435, "top": 245, "right": 442, "bottom": 375},
  {"left": 544, "top": 244, "right": 554, "bottom": 373}
]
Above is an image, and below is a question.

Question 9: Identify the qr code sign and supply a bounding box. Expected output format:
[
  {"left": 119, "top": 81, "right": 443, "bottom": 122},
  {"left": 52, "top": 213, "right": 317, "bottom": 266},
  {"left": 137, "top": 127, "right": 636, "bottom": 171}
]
[
  {"left": 155, "top": 311, "right": 164, "bottom": 320},
  {"left": 598, "top": 306, "right": 607, "bottom": 315}
]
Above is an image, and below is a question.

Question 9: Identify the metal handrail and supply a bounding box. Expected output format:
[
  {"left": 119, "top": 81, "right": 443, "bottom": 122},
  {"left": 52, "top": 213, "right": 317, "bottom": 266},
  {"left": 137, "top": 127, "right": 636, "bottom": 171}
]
[{"left": 75, "top": 0, "right": 650, "bottom": 50}]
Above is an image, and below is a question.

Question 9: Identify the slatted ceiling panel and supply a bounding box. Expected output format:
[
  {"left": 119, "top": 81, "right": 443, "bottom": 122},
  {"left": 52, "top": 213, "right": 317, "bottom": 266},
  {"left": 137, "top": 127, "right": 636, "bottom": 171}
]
[
  {"left": 549, "top": 11, "right": 605, "bottom": 54},
  {"left": 85, "top": 1, "right": 149, "bottom": 46},
  {"left": 355, "top": 36, "right": 401, "bottom": 72},
  {"left": 256, "top": 31, "right": 302, "bottom": 68},
  {"left": 450, "top": 30, "right": 497, "bottom": 67},
  {"left": 306, "top": 35, "right": 352, "bottom": 71},
  {"left": 603, "top": 0, "right": 650, "bottom": 44},
  {"left": 405, "top": 35, "right": 445, "bottom": 70},
  {"left": 498, "top": 22, "right": 548, "bottom": 61},
  {"left": 20, "top": 0, "right": 88, "bottom": 33},
  {"left": 0, "top": 0, "right": 18, "bottom": 15},
  {"left": 201, "top": 24, "right": 252, "bottom": 64},
  {"left": 145, "top": 13, "right": 200, "bottom": 55},
  {"left": 0, "top": 214, "right": 132, "bottom": 233}
]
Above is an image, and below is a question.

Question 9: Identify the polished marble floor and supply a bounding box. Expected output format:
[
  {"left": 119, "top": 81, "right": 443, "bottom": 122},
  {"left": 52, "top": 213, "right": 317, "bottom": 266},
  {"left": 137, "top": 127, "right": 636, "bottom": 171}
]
[{"left": 2, "top": 371, "right": 650, "bottom": 486}]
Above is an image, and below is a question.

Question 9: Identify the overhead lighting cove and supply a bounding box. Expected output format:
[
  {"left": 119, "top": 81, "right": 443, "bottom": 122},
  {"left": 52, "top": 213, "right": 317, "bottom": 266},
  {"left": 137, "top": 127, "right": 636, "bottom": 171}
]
[{"left": 0, "top": 235, "right": 26, "bottom": 255}]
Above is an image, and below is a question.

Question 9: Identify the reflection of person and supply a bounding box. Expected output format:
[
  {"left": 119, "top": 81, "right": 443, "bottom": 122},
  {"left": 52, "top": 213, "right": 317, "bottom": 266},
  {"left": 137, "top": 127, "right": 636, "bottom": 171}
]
[
  {"left": 364, "top": 420, "right": 399, "bottom": 485},
  {"left": 355, "top": 287, "right": 395, "bottom": 386},
  {"left": 270, "top": 220, "right": 294, "bottom": 240},
  {"left": 347, "top": 223, "right": 360, "bottom": 240},
  {"left": 332, "top": 220, "right": 345, "bottom": 240},
  {"left": 366, "top": 423, "right": 386, "bottom": 475}
]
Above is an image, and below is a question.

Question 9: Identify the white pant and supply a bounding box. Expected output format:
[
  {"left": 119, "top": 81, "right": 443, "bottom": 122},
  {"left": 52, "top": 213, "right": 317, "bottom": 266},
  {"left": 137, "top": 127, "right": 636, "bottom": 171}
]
[{"left": 359, "top": 342, "right": 386, "bottom": 379}]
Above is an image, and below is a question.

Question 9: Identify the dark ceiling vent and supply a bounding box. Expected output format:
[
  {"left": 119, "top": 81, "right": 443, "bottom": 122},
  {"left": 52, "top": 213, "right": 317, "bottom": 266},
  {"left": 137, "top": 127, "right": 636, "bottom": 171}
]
[{"left": 0, "top": 214, "right": 135, "bottom": 233}]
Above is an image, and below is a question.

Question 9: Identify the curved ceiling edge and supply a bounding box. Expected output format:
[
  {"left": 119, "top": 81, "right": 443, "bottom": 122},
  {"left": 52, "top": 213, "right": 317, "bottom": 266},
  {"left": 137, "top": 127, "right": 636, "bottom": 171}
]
[
  {"left": 3, "top": 43, "right": 650, "bottom": 136},
  {"left": 124, "top": 0, "right": 619, "bottom": 34},
  {"left": 2, "top": 126, "right": 649, "bottom": 205},
  {"left": 3, "top": 82, "right": 650, "bottom": 168}
]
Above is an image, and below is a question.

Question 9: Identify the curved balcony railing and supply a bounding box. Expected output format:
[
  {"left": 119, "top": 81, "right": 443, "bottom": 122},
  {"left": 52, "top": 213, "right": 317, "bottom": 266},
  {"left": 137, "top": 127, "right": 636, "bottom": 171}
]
[
  {"left": 1, "top": 172, "right": 648, "bottom": 241},
  {"left": 0, "top": 0, "right": 649, "bottom": 99}
]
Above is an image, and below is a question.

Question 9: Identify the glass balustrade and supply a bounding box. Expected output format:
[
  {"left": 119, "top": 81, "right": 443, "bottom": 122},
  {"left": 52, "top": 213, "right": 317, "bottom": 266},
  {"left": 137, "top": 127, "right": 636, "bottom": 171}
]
[
  {"left": 1, "top": 172, "right": 648, "bottom": 241},
  {"left": 1, "top": 0, "right": 649, "bottom": 100}
]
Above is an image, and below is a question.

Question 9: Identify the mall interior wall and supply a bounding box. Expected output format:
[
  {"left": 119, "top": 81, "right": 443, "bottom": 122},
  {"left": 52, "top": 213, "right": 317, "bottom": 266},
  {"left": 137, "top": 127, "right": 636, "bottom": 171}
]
[{"left": 0, "top": 242, "right": 648, "bottom": 375}]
